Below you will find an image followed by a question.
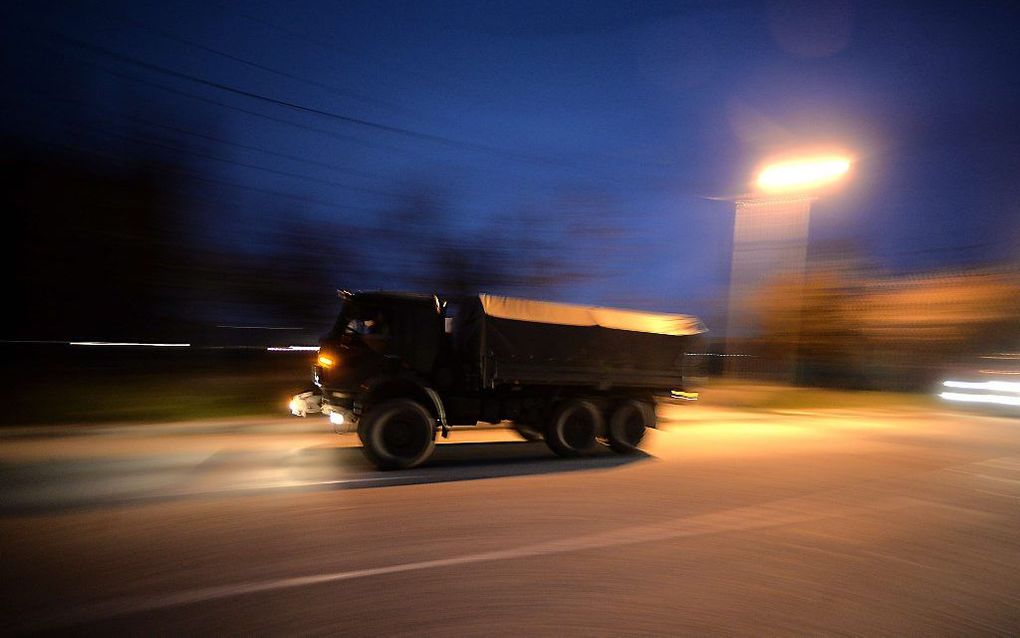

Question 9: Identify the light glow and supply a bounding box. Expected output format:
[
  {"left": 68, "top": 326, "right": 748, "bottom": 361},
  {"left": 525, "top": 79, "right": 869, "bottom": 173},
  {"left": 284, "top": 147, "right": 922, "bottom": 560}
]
[
  {"left": 329, "top": 412, "right": 345, "bottom": 426},
  {"left": 317, "top": 354, "right": 335, "bottom": 368},
  {"left": 756, "top": 156, "right": 851, "bottom": 193},
  {"left": 939, "top": 392, "right": 1020, "bottom": 407},
  {"left": 267, "top": 345, "right": 320, "bottom": 352}
]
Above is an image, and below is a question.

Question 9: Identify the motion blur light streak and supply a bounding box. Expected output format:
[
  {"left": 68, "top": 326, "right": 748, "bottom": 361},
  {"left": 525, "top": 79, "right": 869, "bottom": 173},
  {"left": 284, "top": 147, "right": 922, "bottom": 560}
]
[
  {"left": 939, "top": 391, "right": 1020, "bottom": 407},
  {"left": 267, "top": 346, "right": 320, "bottom": 352},
  {"left": 939, "top": 378, "right": 1020, "bottom": 407},
  {"left": 943, "top": 379, "right": 1020, "bottom": 393},
  {"left": 317, "top": 355, "right": 335, "bottom": 368},
  {"left": 756, "top": 157, "right": 851, "bottom": 192}
]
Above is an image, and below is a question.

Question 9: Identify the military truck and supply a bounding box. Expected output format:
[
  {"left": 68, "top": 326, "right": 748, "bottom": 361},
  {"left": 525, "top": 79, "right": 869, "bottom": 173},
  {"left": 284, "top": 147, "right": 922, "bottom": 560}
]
[{"left": 313, "top": 291, "right": 706, "bottom": 470}]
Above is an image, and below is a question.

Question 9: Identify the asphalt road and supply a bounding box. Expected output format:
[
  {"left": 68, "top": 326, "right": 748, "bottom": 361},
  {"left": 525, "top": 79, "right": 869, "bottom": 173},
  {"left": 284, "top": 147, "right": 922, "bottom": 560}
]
[{"left": 2, "top": 405, "right": 1019, "bottom": 635}]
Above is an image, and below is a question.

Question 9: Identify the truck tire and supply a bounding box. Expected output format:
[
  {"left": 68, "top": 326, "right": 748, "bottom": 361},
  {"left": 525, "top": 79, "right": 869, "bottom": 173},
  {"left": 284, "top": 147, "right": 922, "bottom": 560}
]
[
  {"left": 545, "top": 399, "right": 602, "bottom": 457},
  {"left": 358, "top": 399, "right": 436, "bottom": 470},
  {"left": 606, "top": 400, "right": 654, "bottom": 454}
]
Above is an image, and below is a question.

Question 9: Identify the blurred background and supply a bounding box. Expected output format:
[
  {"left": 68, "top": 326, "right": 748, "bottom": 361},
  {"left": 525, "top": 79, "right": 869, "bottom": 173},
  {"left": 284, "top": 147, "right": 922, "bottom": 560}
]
[
  {"left": 3, "top": 0, "right": 1019, "bottom": 423},
  {"left": 4, "top": 4, "right": 1020, "bottom": 635}
]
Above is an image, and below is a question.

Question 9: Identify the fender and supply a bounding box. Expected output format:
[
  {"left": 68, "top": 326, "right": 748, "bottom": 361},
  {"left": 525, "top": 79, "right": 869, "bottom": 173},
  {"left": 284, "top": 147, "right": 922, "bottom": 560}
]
[{"left": 360, "top": 374, "right": 449, "bottom": 434}]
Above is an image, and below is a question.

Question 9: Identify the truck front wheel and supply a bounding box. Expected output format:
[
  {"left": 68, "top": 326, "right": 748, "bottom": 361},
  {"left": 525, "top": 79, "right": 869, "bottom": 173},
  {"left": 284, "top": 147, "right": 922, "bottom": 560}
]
[
  {"left": 606, "top": 400, "right": 654, "bottom": 453},
  {"left": 358, "top": 399, "right": 436, "bottom": 470},
  {"left": 545, "top": 399, "right": 602, "bottom": 457}
]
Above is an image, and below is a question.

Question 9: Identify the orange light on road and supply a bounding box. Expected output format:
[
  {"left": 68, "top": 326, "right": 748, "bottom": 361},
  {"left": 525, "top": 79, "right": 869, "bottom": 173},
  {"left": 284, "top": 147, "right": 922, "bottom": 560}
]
[{"left": 756, "top": 156, "right": 851, "bottom": 193}]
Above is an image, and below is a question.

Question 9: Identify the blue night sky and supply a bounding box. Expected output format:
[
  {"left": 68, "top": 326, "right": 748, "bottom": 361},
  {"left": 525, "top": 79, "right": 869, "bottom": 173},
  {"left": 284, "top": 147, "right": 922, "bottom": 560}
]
[{"left": 4, "top": 0, "right": 1020, "bottom": 324}]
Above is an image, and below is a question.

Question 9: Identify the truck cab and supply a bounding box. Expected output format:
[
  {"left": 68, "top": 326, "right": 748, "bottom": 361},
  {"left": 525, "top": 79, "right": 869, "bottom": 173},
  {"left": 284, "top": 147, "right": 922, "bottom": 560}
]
[{"left": 315, "top": 291, "right": 446, "bottom": 432}]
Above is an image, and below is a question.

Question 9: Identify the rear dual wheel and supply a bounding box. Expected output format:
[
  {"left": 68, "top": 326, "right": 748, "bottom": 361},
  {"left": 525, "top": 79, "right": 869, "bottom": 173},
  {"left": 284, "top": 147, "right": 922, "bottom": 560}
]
[
  {"left": 544, "top": 399, "right": 602, "bottom": 457},
  {"left": 605, "top": 399, "right": 654, "bottom": 454}
]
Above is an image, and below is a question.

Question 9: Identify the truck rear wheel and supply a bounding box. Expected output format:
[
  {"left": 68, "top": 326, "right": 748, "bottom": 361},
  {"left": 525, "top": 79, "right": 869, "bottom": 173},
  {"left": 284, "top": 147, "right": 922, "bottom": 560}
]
[
  {"left": 545, "top": 399, "right": 602, "bottom": 457},
  {"left": 358, "top": 399, "right": 436, "bottom": 470},
  {"left": 606, "top": 400, "right": 654, "bottom": 453}
]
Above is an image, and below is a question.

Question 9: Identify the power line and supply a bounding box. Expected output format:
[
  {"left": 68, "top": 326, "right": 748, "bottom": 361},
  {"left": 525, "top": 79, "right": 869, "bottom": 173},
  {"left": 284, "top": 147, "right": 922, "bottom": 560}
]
[
  {"left": 6, "top": 113, "right": 384, "bottom": 217},
  {"left": 1, "top": 91, "right": 391, "bottom": 196},
  {"left": 23, "top": 84, "right": 379, "bottom": 177},
  {"left": 131, "top": 1, "right": 684, "bottom": 176},
  {"left": 26, "top": 23, "right": 661, "bottom": 191},
  {"left": 74, "top": 132, "right": 383, "bottom": 213},
  {"left": 18, "top": 23, "right": 665, "bottom": 196},
  {"left": 33, "top": 45, "right": 629, "bottom": 196},
  {"left": 49, "top": 44, "right": 411, "bottom": 155},
  {"left": 39, "top": 42, "right": 640, "bottom": 192},
  {"left": 118, "top": 113, "right": 377, "bottom": 179},
  {"left": 170, "top": 2, "right": 677, "bottom": 178},
  {"left": 201, "top": 0, "right": 468, "bottom": 96},
  {"left": 46, "top": 30, "right": 553, "bottom": 163},
  {"left": 82, "top": 3, "right": 404, "bottom": 114},
  {"left": 89, "top": 124, "right": 392, "bottom": 197}
]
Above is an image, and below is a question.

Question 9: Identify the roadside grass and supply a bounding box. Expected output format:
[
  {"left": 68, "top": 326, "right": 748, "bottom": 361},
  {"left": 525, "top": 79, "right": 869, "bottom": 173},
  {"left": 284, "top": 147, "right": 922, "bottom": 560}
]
[
  {"left": 6, "top": 369, "right": 312, "bottom": 426},
  {"left": 52, "top": 374, "right": 304, "bottom": 424}
]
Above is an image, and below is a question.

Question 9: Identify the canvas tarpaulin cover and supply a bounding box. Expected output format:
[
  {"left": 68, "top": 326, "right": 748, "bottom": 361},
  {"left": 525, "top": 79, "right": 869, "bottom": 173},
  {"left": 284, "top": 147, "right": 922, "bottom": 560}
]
[{"left": 474, "top": 294, "right": 706, "bottom": 387}]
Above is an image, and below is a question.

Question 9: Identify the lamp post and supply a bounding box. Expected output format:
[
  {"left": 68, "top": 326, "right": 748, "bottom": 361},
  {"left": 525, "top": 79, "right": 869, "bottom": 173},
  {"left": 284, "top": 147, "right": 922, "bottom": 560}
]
[{"left": 725, "top": 154, "right": 852, "bottom": 380}]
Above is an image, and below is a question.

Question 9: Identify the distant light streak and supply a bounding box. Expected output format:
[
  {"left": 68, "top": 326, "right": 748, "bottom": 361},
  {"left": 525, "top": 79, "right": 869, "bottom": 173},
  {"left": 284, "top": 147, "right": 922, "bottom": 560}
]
[
  {"left": 939, "top": 392, "right": 1020, "bottom": 407},
  {"left": 69, "top": 341, "right": 191, "bottom": 347},
  {"left": 267, "top": 345, "right": 320, "bottom": 352},
  {"left": 756, "top": 157, "right": 851, "bottom": 193}
]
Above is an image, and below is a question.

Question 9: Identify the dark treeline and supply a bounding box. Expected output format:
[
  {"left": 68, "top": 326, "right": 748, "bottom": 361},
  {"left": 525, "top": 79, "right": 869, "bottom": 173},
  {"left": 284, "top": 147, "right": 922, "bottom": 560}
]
[
  {"left": 5, "top": 139, "right": 192, "bottom": 341},
  {"left": 4, "top": 137, "right": 601, "bottom": 345}
]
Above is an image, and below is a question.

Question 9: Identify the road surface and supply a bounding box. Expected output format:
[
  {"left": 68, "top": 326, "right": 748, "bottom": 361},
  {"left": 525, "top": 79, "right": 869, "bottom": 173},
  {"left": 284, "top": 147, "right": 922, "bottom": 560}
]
[{"left": 2, "top": 404, "right": 1019, "bottom": 635}]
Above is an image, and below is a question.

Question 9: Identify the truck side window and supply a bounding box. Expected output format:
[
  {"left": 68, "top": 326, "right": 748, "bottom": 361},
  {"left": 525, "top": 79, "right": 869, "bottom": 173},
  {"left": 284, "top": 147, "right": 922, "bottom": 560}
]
[
  {"left": 351, "top": 309, "right": 390, "bottom": 338},
  {"left": 345, "top": 305, "right": 391, "bottom": 337},
  {"left": 347, "top": 318, "right": 367, "bottom": 334},
  {"left": 364, "top": 311, "right": 390, "bottom": 336}
]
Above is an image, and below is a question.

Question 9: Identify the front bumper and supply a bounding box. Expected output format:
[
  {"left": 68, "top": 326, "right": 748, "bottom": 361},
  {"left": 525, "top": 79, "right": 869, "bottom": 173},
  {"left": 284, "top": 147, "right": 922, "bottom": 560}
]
[{"left": 320, "top": 389, "right": 360, "bottom": 434}]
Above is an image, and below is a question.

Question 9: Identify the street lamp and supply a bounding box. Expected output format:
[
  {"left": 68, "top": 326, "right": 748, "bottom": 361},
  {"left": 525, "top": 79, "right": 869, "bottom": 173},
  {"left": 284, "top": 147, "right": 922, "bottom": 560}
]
[{"left": 725, "top": 153, "right": 852, "bottom": 380}]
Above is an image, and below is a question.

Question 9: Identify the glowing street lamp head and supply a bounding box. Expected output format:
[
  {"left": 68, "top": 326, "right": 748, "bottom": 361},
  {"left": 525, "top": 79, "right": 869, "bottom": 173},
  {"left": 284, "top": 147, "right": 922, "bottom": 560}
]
[{"left": 756, "top": 156, "right": 851, "bottom": 193}]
